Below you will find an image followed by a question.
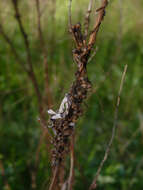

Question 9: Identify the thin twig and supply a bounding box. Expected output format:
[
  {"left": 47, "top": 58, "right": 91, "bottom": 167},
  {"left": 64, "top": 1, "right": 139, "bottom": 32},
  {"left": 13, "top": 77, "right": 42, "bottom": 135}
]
[
  {"left": 1, "top": 1, "right": 51, "bottom": 160},
  {"left": 89, "top": 64, "right": 128, "bottom": 190},
  {"left": 49, "top": 166, "right": 59, "bottom": 190},
  {"left": 68, "top": 0, "right": 72, "bottom": 30},
  {"left": 0, "top": 23, "right": 27, "bottom": 72},
  {"left": 88, "top": 47, "right": 98, "bottom": 63},
  {"left": 121, "top": 127, "right": 140, "bottom": 154},
  {"left": 11, "top": 0, "right": 32, "bottom": 64},
  {"left": 48, "top": 0, "right": 109, "bottom": 188},
  {"left": 35, "top": 0, "right": 53, "bottom": 108},
  {"left": 0, "top": 15, "right": 51, "bottom": 138},
  {"left": 68, "top": 133, "right": 75, "bottom": 190},
  {"left": 129, "top": 158, "right": 143, "bottom": 188},
  {"left": 84, "top": 0, "right": 93, "bottom": 40},
  {"left": 11, "top": 0, "right": 42, "bottom": 105},
  {"left": 88, "top": 0, "right": 108, "bottom": 48},
  {"left": 35, "top": 0, "right": 43, "bottom": 44},
  {"left": 61, "top": 181, "right": 68, "bottom": 190}
]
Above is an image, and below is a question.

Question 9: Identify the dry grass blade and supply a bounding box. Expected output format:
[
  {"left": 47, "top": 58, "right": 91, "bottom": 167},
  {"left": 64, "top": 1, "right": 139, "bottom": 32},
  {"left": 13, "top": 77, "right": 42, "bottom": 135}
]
[
  {"left": 84, "top": 0, "right": 93, "bottom": 40},
  {"left": 89, "top": 64, "right": 128, "bottom": 190}
]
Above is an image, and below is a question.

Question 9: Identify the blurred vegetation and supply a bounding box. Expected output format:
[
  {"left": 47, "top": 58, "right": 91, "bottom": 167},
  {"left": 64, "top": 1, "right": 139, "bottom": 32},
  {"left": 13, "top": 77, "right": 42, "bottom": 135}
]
[{"left": 0, "top": 0, "right": 143, "bottom": 189}]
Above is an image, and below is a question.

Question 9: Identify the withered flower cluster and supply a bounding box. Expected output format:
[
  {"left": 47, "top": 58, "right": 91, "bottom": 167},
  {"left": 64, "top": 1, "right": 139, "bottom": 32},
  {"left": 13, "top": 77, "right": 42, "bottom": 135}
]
[
  {"left": 47, "top": 0, "right": 108, "bottom": 168},
  {"left": 49, "top": 75, "right": 92, "bottom": 166},
  {"left": 48, "top": 24, "right": 93, "bottom": 167}
]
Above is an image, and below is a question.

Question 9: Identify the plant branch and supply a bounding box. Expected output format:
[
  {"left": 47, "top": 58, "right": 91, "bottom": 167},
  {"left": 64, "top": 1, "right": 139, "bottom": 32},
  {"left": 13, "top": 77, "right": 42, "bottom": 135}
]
[
  {"left": 0, "top": 23, "right": 27, "bottom": 72},
  {"left": 68, "top": 0, "right": 72, "bottom": 31},
  {"left": 48, "top": 0, "right": 109, "bottom": 188},
  {"left": 89, "top": 64, "right": 128, "bottom": 190},
  {"left": 48, "top": 166, "right": 59, "bottom": 190},
  {"left": 1, "top": 1, "right": 52, "bottom": 157},
  {"left": 11, "top": 0, "right": 32, "bottom": 64},
  {"left": 84, "top": 0, "right": 93, "bottom": 40},
  {"left": 11, "top": 0, "right": 42, "bottom": 105},
  {"left": 88, "top": 0, "right": 108, "bottom": 48},
  {"left": 68, "top": 133, "right": 75, "bottom": 190},
  {"left": 35, "top": 0, "right": 53, "bottom": 108},
  {"left": 35, "top": 0, "right": 43, "bottom": 44}
]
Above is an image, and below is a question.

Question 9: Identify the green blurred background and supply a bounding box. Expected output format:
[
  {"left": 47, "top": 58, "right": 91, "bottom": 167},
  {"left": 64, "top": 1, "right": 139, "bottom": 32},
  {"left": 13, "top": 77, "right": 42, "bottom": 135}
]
[{"left": 0, "top": 0, "right": 143, "bottom": 189}]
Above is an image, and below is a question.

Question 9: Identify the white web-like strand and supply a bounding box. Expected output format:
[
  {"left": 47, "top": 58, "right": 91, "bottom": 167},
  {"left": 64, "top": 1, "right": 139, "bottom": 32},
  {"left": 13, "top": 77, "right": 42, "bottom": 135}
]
[{"left": 47, "top": 94, "right": 73, "bottom": 131}]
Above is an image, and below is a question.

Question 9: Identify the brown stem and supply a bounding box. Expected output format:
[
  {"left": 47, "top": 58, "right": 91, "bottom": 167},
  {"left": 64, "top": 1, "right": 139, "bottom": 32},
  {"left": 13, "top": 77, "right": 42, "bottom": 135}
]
[
  {"left": 0, "top": 21, "right": 42, "bottom": 109},
  {"left": 48, "top": 0, "right": 109, "bottom": 188},
  {"left": 89, "top": 64, "right": 128, "bottom": 190},
  {"left": 0, "top": 23, "right": 27, "bottom": 72},
  {"left": 49, "top": 166, "right": 59, "bottom": 190},
  {"left": 88, "top": 0, "right": 108, "bottom": 48},
  {"left": 35, "top": 0, "right": 43, "bottom": 45},
  {"left": 1, "top": 6, "right": 52, "bottom": 187},
  {"left": 35, "top": 0, "right": 53, "bottom": 107},
  {"left": 68, "top": 134, "right": 75, "bottom": 190},
  {"left": 11, "top": 0, "right": 42, "bottom": 106},
  {"left": 11, "top": 0, "right": 32, "bottom": 63},
  {"left": 84, "top": 0, "right": 93, "bottom": 40},
  {"left": 68, "top": 0, "right": 72, "bottom": 30},
  {"left": 34, "top": 0, "right": 53, "bottom": 173}
]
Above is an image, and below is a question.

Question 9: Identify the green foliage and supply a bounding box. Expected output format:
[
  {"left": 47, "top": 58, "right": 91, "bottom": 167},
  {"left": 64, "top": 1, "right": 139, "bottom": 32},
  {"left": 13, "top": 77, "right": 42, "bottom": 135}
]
[{"left": 0, "top": 0, "right": 143, "bottom": 189}]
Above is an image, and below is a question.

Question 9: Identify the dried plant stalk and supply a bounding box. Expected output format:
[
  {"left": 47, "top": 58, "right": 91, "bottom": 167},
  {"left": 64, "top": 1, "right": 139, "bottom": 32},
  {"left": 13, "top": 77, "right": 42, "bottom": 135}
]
[
  {"left": 11, "top": 0, "right": 42, "bottom": 105},
  {"left": 35, "top": 0, "right": 53, "bottom": 107},
  {"left": 67, "top": 134, "right": 75, "bottom": 190},
  {"left": 1, "top": 0, "right": 110, "bottom": 189},
  {"left": 1, "top": 0, "right": 52, "bottom": 153},
  {"left": 89, "top": 64, "right": 128, "bottom": 190},
  {"left": 48, "top": 0, "right": 109, "bottom": 189},
  {"left": 84, "top": 0, "right": 93, "bottom": 40},
  {"left": 49, "top": 0, "right": 108, "bottom": 167},
  {"left": 88, "top": 0, "right": 108, "bottom": 48}
]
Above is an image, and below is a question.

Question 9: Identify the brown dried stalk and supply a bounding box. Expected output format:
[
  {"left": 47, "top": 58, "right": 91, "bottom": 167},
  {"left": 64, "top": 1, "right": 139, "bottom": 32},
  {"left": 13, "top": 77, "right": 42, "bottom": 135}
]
[
  {"left": 84, "top": 0, "right": 93, "bottom": 40},
  {"left": 35, "top": 0, "right": 53, "bottom": 108},
  {"left": 88, "top": 0, "right": 108, "bottom": 48},
  {"left": 0, "top": 21, "right": 42, "bottom": 116},
  {"left": 11, "top": 0, "right": 31, "bottom": 63},
  {"left": 68, "top": 0, "right": 72, "bottom": 30},
  {"left": 67, "top": 133, "right": 75, "bottom": 190},
  {"left": 1, "top": 0, "right": 52, "bottom": 151},
  {"left": 48, "top": 0, "right": 109, "bottom": 189},
  {"left": 0, "top": 1, "right": 52, "bottom": 188},
  {"left": 35, "top": 0, "right": 43, "bottom": 44},
  {"left": 10, "top": 0, "right": 52, "bottom": 133},
  {"left": 11, "top": 0, "right": 42, "bottom": 106},
  {"left": 34, "top": 0, "right": 54, "bottom": 173},
  {"left": 9, "top": 3, "right": 52, "bottom": 154},
  {"left": 89, "top": 64, "right": 128, "bottom": 190},
  {"left": 49, "top": 166, "right": 59, "bottom": 190}
]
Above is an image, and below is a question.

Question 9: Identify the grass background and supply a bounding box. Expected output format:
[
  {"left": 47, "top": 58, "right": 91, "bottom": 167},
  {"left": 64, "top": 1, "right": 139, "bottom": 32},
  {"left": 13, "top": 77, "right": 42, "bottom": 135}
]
[{"left": 0, "top": 0, "right": 143, "bottom": 189}]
